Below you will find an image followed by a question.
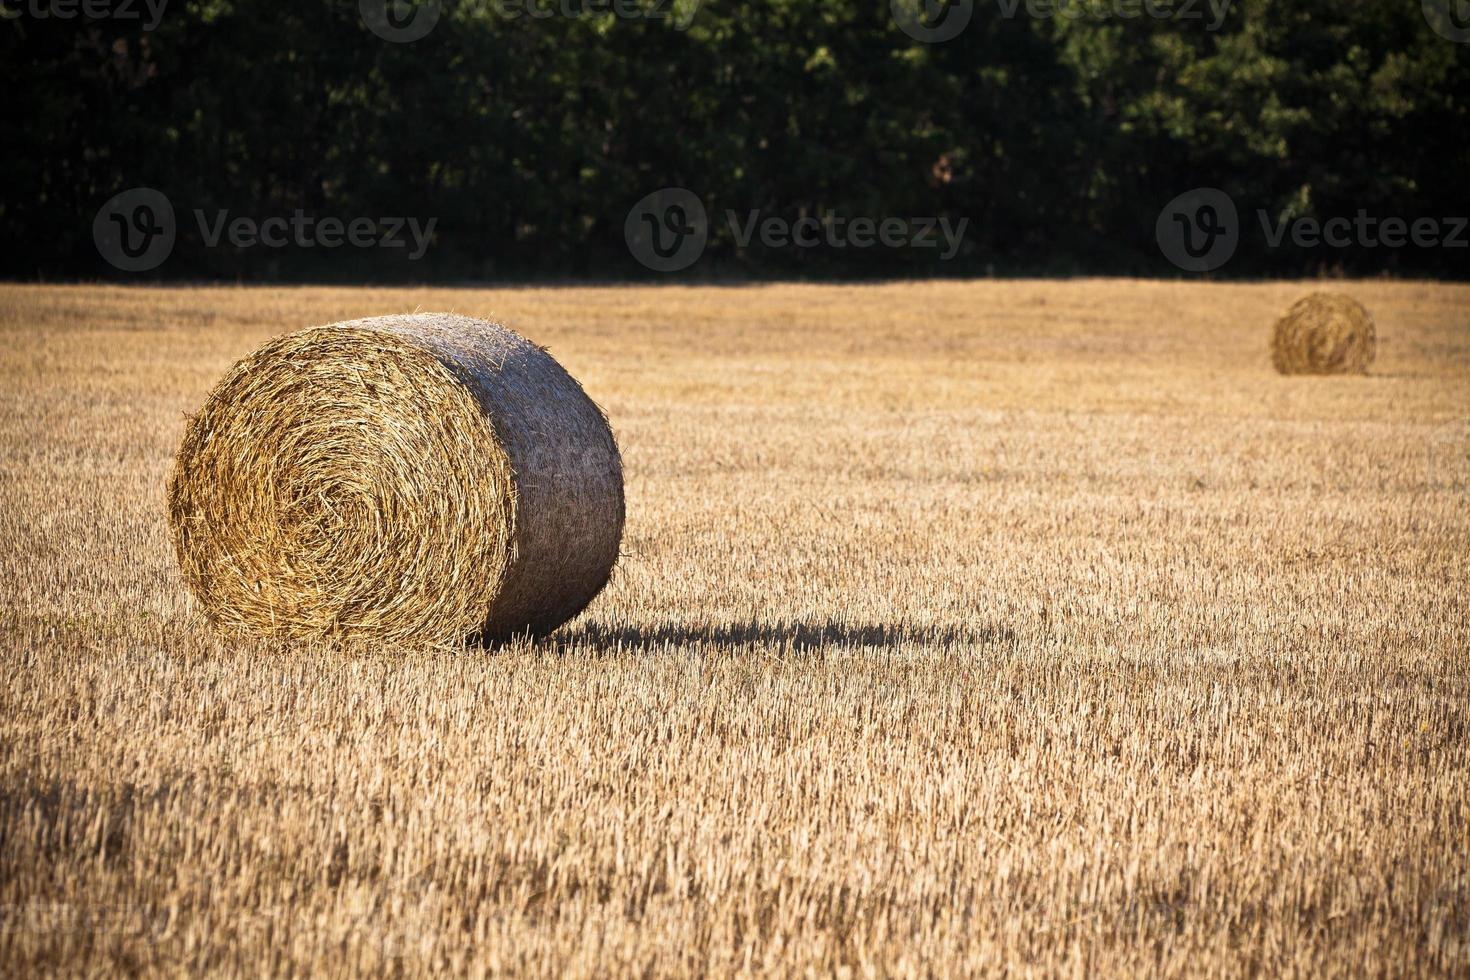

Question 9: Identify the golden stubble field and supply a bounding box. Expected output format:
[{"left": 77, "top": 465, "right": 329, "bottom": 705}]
[{"left": 1, "top": 280, "right": 1467, "bottom": 977}]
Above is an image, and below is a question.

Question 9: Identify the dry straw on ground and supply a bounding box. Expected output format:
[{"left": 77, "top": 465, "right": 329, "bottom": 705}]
[
  {"left": 4, "top": 281, "right": 1468, "bottom": 977},
  {"left": 166, "top": 313, "right": 624, "bottom": 645},
  {"left": 1270, "top": 292, "right": 1377, "bottom": 374}
]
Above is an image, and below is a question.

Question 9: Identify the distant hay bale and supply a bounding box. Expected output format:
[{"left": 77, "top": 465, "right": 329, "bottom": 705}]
[
  {"left": 167, "top": 313, "right": 624, "bottom": 645},
  {"left": 1270, "top": 292, "right": 1376, "bottom": 375}
]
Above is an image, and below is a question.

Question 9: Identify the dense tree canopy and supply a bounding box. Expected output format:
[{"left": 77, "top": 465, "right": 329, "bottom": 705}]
[{"left": 3, "top": 0, "right": 1466, "bottom": 279}]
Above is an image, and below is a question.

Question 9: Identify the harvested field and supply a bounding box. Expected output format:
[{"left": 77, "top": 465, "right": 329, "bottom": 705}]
[{"left": 1, "top": 280, "right": 1468, "bottom": 976}]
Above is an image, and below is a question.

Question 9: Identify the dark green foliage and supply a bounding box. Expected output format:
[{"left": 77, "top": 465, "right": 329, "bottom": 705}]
[{"left": 2, "top": 0, "right": 1466, "bottom": 279}]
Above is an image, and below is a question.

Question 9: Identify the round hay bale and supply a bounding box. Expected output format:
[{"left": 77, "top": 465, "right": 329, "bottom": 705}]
[
  {"left": 1270, "top": 292, "right": 1376, "bottom": 375},
  {"left": 167, "top": 313, "right": 624, "bottom": 645}
]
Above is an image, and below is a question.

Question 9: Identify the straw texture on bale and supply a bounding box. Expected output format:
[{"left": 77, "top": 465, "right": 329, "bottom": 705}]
[
  {"left": 1270, "top": 292, "right": 1377, "bottom": 375},
  {"left": 167, "top": 313, "right": 624, "bottom": 645}
]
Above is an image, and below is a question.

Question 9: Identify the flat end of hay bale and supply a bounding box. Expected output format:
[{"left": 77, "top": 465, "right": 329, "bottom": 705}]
[{"left": 1270, "top": 292, "right": 1377, "bottom": 376}]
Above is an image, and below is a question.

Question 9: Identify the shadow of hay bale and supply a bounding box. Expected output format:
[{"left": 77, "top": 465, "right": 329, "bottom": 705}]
[{"left": 540, "top": 619, "right": 1020, "bottom": 654}]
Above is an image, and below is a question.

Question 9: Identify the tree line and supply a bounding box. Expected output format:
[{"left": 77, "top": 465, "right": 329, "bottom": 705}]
[{"left": 4, "top": 0, "right": 1467, "bottom": 280}]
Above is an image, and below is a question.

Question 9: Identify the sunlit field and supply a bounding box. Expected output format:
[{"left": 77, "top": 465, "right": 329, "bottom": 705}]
[{"left": 2, "top": 280, "right": 1467, "bottom": 976}]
